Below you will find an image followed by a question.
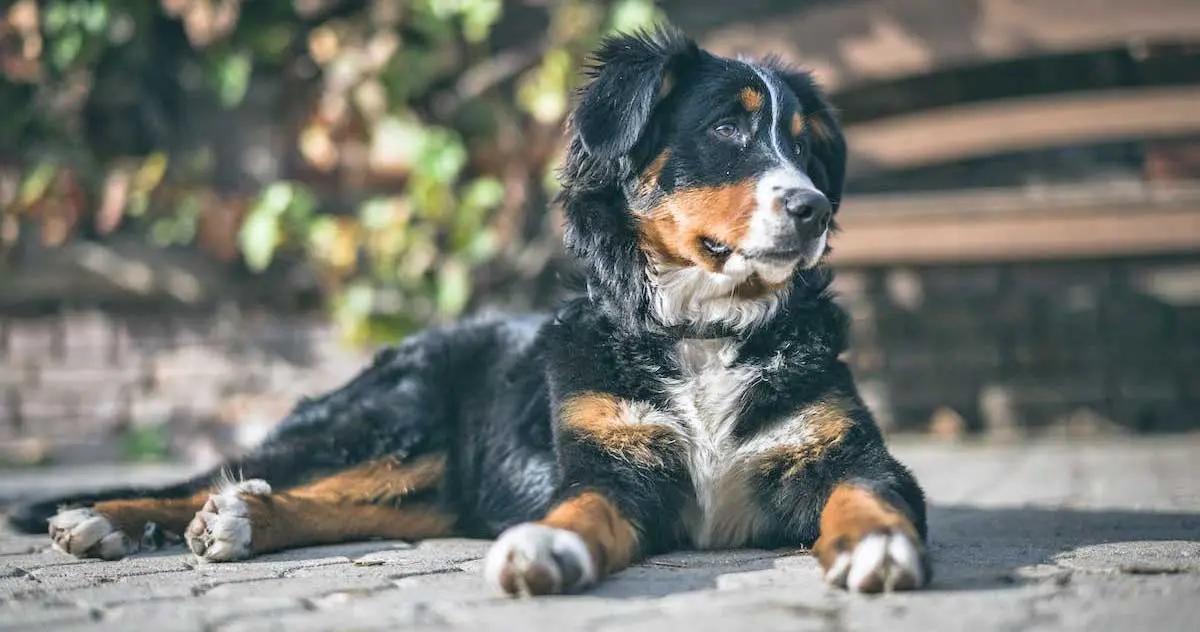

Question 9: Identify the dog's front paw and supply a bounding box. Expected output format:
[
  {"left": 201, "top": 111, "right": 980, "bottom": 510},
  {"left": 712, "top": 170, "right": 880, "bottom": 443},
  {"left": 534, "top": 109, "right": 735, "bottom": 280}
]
[
  {"left": 484, "top": 523, "right": 597, "bottom": 597},
  {"left": 48, "top": 508, "right": 133, "bottom": 560},
  {"left": 821, "top": 527, "right": 929, "bottom": 593},
  {"left": 185, "top": 479, "right": 270, "bottom": 563}
]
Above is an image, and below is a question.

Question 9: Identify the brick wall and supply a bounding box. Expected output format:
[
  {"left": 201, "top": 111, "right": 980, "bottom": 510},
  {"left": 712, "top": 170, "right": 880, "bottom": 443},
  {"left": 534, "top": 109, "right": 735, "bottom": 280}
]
[
  {"left": 0, "top": 310, "right": 369, "bottom": 467},
  {"left": 836, "top": 255, "right": 1200, "bottom": 439},
  {"left": 1, "top": 254, "right": 1197, "bottom": 466}
]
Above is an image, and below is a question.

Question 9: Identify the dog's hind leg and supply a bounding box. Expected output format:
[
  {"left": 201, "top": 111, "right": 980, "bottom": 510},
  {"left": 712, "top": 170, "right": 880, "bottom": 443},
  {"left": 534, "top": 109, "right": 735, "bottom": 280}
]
[
  {"left": 40, "top": 462, "right": 314, "bottom": 561},
  {"left": 45, "top": 490, "right": 214, "bottom": 560},
  {"left": 184, "top": 453, "right": 458, "bottom": 562}
]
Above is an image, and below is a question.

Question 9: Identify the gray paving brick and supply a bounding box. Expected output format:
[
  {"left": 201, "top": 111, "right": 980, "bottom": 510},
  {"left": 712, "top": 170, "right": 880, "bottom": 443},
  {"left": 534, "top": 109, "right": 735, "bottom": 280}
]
[{"left": 1, "top": 439, "right": 1198, "bottom": 631}]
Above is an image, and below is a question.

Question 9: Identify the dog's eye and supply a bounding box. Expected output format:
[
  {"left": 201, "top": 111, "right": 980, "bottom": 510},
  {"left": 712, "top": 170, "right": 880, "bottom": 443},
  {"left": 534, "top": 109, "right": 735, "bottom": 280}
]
[
  {"left": 700, "top": 237, "right": 732, "bottom": 257},
  {"left": 712, "top": 123, "right": 739, "bottom": 139}
]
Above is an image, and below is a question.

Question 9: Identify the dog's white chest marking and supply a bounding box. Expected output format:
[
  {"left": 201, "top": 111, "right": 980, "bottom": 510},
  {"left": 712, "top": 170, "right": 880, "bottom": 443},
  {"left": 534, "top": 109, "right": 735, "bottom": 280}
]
[{"left": 666, "top": 338, "right": 767, "bottom": 548}]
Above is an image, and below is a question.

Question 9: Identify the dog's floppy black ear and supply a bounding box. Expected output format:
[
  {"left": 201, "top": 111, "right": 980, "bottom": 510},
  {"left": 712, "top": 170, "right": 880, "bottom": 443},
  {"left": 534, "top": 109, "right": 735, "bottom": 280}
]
[
  {"left": 572, "top": 27, "right": 697, "bottom": 160},
  {"left": 775, "top": 67, "right": 847, "bottom": 212}
]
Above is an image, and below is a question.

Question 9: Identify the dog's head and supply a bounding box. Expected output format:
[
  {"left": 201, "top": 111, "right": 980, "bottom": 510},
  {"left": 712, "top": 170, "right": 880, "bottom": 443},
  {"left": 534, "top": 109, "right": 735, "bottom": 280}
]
[{"left": 560, "top": 27, "right": 846, "bottom": 333}]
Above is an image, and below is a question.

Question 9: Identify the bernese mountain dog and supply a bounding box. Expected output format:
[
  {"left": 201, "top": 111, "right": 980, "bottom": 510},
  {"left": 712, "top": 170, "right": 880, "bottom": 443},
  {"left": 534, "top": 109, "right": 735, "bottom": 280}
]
[{"left": 7, "top": 26, "right": 931, "bottom": 596}]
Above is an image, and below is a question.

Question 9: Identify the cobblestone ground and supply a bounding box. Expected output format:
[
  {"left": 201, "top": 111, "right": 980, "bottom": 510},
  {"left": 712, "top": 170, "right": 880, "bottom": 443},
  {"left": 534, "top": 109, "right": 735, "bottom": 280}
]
[{"left": 2, "top": 438, "right": 1198, "bottom": 632}]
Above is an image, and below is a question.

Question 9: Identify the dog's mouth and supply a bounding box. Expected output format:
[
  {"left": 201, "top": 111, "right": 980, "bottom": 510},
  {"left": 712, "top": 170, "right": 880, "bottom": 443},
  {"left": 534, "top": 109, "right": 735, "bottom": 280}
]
[
  {"left": 702, "top": 237, "right": 805, "bottom": 266},
  {"left": 694, "top": 234, "right": 826, "bottom": 286},
  {"left": 699, "top": 237, "right": 733, "bottom": 258},
  {"left": 742, "top": 237, "right": 827, "bottom": 280},
  {"left": 744, "top": 247, "right": 805, "bottom": 263}
]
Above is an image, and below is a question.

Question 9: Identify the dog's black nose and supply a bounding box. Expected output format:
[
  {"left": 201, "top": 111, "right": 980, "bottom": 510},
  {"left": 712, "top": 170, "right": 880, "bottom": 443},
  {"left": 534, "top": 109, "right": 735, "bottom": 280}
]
[{"left": 782, "top": 189, "right": 831, "bottom": 230}]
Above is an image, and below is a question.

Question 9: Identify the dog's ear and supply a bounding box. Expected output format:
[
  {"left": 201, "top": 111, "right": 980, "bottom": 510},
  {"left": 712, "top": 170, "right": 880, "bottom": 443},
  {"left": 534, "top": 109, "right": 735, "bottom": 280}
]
[
  {"left": 571, "top": 27, "right": 697, "bottom": 160},
  {"left": 775, "top": 67, "right": 847, "bottom": 212}
]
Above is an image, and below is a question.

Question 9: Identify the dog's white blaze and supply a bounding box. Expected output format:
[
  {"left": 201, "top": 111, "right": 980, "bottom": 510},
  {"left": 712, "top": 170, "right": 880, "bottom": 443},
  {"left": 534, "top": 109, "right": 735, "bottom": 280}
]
[
  {"left": 742, "top": 62, "right": 830, "bottom": 271},
  {"left": 746, "top": 62, "right": 792, "bottom": 167},
  {"left": 666, "top": 338, "right": 770, "bottom": 548}
]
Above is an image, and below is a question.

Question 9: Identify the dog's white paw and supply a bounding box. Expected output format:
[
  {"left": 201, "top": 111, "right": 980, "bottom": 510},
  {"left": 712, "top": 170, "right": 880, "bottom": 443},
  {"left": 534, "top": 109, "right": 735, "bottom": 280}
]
[
  {"left": 823, "top": 528, "right": 929, "bottom": 593},
  {"left": 185, "top": 479, "right": 271, "bottom": 563},
  {"left": 48, "top": 508, "right": 133, "bottom": 560},
  {"left": 484, "top": 523, "right": 597, "bottom": 597}
]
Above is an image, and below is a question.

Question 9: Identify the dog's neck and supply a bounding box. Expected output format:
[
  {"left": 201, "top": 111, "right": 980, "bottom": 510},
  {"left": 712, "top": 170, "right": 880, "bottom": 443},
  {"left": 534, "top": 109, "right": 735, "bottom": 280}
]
[{"left": 642, "top": 261, "right": 790, "bottom": 339}]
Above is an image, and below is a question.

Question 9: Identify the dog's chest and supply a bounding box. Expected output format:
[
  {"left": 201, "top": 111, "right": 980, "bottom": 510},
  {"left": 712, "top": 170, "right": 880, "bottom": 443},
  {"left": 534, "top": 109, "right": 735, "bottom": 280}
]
[{"left": 665, "top": 339, "right": 766, "bottom": 548}]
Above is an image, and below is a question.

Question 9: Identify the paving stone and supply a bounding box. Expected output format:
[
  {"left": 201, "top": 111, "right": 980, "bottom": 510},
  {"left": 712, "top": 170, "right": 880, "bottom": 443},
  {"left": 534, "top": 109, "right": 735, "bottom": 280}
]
[
  {"left": 1, "top": 439, "right": 1198, "bottom": 631},
  {"left": 0, "top": 601, "right": 100, "bottom": 631},
  {"left": 91, "top": 596, "right": 305, "bottom": 632}
]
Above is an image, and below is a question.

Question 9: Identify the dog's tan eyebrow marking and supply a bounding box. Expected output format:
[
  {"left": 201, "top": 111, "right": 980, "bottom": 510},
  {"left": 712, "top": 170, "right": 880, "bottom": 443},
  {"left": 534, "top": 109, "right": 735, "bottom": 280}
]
[
  {"left": 791, "top": 112, "right": 804, "bottom": 137},
  {"left": 739, "top": 87, "right": 764, "bottom": 112}
]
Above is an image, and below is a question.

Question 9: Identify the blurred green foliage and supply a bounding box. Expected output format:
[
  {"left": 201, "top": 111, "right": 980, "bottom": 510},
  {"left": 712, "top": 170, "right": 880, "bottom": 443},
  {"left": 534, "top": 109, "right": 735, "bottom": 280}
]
[
  {"left": 0, "top": 0, "right": 663, "bottom": 345},
  {"left": 119, "top": 423, "right": 172, "bottom": 462}
]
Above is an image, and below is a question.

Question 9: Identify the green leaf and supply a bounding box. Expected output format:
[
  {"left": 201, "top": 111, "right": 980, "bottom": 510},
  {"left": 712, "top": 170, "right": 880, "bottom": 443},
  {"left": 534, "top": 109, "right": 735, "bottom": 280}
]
[
  {"left": 18, "top": 162, "right": 57, "bottom": 207},
  {"left": 132, "top": 153, "right": 168, "bottom": 194},
  {"left": 333, "top": 282, "right": 377, "bottom": 338},
  {"left": 451, "top": 177, "right": 504, "bottom": 250},
  {"left": 281, "top": 185, "right": 317, "bottom": 225},
  {"left": 415, "top": 128, "right": 467, "bottom": 185},
  {"left": 212, "top": 51, "right": 252, "bottom": 108},
  {"left": 125, "top": 193, "right": 149, "bottom": 218},
  {"left": 44, "top": 4, "right": 71, "bottom": 32},
  {"left": 461, "top": 177, "right": 504, "bottom": 212},
  {"left": 238, "top": 209, "right": 280, "bottom": 272},
  {"left": 608, "top": 0, "right": 663, "bottom": 34},
  {"left": 120, "top": 424, "right": 170, "bottom": 462},
  {"left": 83, "top": 2, "right": 109, "bottom": 33},
  {"left": 359, "top": 197, "right": 410, "bottom": 231},
  {"left": 462, "top": 0, "right": 502, "bottom": 43},
  {"left": 372, "top": 115, "right": 428, "bottom": 174},
  {"left": 149, "top": 195, "right": 199, "bottom": 247},
  {"left": 435, "top": 258, "right": 472, "bottom": 317},
  {"left": 517, "top": 49, "right": 572, "bottom": 123},
  {"left": 52, "top": 30, "right": 85, "bottom": 70},
  {"left": 258, "top": 182, "right": 293, "bottom": 217},
  {"left": 462, "top": 230, "right": 497, "bottom": 264}
]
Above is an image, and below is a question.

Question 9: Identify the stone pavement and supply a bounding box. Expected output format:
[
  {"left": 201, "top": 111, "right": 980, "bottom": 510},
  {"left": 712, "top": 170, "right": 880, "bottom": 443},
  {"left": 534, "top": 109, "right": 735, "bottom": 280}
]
[{"left": 1, "top": 438, "right": 1198, "bottom": 632}]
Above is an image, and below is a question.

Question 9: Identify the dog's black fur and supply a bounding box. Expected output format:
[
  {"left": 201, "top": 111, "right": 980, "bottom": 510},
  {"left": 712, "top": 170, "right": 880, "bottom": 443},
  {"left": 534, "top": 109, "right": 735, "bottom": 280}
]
[{"left": 8, "top": 27, "right": 928, "bottom": 596}]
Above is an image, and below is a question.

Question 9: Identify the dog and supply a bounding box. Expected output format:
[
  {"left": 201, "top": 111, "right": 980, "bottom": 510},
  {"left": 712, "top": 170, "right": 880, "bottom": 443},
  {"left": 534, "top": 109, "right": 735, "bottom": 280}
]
[{"left": 6, "top": 27, "right": 930, "bottom": 596}]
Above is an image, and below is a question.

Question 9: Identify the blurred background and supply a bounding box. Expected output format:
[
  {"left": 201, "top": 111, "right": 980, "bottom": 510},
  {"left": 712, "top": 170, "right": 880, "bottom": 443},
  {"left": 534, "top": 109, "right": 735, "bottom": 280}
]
[{"left": 0, "top": 0, "right": 1197, "bottom": 469}]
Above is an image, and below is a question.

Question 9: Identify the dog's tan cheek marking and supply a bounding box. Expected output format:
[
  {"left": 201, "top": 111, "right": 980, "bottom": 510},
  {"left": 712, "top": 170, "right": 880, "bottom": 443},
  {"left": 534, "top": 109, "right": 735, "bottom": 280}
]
[
  {"left": 538, "top": 492, "right": 640, "bottom": 577},
  {"left": 243, "top": 454, "right": 457, "bottom": 554},
  {"left": 813, "top": 484, "right": 919, "bottom": 572},
  {"left": 560, "top": 393, "right": 678, "bottom": 468},
  {"left": 739, "top": 87, "right": 764, "bottom": 113},
  {"left": 638, "top": 180, "right": 758, "bottom": 270}
]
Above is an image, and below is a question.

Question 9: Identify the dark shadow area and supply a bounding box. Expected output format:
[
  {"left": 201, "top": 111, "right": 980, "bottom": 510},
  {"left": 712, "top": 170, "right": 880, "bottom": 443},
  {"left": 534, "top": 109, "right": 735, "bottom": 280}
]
[
  {"left": 587, "top": 504, "right": 1200, "bottom": 599},
  {"left": 232, "top": 540, "right": 426, "bottom": 565}
]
